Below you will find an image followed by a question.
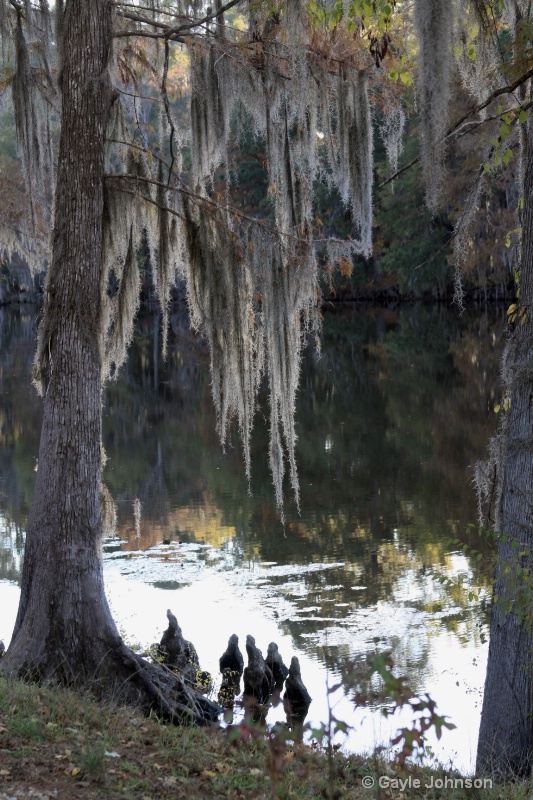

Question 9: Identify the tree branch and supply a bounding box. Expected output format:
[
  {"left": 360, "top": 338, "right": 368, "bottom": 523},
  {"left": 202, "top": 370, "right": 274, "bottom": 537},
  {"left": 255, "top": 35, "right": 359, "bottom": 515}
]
[
  {"left": 104, "top": 172, "right": 326, "bottom": 246},
  {"left": 445, "top": 65, "right": 533, "bottom": 139},
  {"left": 115, "top": 0, "right": 245, "bottom": 40},
  {"left": 164, "top": 0, "right": 244, "bottom": 37},
  {"left": 380, "top": 67, "right": 533, "bottom": 188},
  {"left": 160, "top": 37, "right": 176, "bottom": 187}
]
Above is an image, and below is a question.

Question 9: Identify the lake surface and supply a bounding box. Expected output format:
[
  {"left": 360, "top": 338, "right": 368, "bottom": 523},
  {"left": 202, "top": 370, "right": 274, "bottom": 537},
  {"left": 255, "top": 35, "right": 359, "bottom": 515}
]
[{"left": 0, "top": 302, "right": 506, "bottom": 771}]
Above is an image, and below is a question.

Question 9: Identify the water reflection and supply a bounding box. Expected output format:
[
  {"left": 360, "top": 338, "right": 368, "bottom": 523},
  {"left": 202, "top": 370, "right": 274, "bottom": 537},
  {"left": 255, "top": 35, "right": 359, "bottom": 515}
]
[{"left": 0, "top": 303, "right": 504, "bottom": 769}]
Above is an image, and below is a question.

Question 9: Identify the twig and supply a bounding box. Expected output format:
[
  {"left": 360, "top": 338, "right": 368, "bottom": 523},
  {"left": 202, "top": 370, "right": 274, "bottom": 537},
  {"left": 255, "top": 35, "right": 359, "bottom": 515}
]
[{"left": 161, "top": 35, "right": 175, "bottom": 187}]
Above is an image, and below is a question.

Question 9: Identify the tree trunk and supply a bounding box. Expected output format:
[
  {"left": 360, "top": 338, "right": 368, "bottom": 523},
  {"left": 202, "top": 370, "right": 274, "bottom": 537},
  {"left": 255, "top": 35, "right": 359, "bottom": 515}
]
[
  {"left": 3, "top": 0, "right": 116, "bottom": 682},
  {"left": 2, "top": 0, "right": 218, "bottom": 725},
  {"left": 476, "top": 108, "right": 533, "bottom": 778}
]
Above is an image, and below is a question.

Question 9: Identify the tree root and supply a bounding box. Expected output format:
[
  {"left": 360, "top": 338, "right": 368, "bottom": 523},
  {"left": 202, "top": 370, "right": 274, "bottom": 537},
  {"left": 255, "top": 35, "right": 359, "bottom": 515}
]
[
  {"left": 2, "top": 638, "right": 222, "bottom": 727},
  {"left": 115, "top": 645, "right": 221, "bottom": 725}
]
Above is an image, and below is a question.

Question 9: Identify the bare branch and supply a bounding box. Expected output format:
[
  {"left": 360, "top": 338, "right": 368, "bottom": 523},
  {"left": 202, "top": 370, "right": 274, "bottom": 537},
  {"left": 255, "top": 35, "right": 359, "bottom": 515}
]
[
  {"left": 115, "top": 7, "right": 167, "bottom": 30},
  {"left": 164, "top": 0, "right": 244, "bottom": 37},
  {"left": 161, "top": 35, "right": 175, "bottom": 186},
  {"left": 115, "top": 0, "right": 245, "bottom": 40}
]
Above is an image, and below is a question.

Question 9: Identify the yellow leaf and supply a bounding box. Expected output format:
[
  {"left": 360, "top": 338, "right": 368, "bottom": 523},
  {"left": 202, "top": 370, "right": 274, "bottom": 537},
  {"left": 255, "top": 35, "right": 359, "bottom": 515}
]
[
  {"left": 0, "top": 769, "right": 11, "bottom": 776},
  {"left": 494, "top": 405, "right": 501, "bottom": 413},
  {"left": 203, "top": 770, "right": 217, "bottom": 778},
  {"left": 70, "top": 767, "right": 81, "bottom": 777},
  {"left": 507, "top": 303, "right": 517, "bottom": 315},
  {"left": 399, "top": 71, "right": 412, "bottom": 86}
]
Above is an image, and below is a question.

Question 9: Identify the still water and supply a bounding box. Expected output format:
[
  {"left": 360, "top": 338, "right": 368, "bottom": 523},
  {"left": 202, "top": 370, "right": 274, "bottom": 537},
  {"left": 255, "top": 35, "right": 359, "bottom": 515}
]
[{"left": 0, "top": 303, "right": 505, "bottom": 771}]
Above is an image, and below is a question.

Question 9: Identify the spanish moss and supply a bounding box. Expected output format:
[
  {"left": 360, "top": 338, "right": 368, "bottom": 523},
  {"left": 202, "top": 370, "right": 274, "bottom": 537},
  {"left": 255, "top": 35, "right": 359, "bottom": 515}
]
[
  {"left": 182, "top": 197, "right": 260, "bottom": 484},
  {"left": 414, "top": 0, "right": 453, "bottom": 210},
  {"left": 379, "top": 101, "right": 405, "bottom": 187},
  {"left": 12, "top": 16, "right": 45, "bottom": 227}
]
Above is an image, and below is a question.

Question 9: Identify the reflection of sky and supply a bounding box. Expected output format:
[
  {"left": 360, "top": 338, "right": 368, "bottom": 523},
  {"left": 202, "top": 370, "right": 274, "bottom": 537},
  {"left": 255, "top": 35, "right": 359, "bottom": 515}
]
[
  {"left": 1, "top": 532, "right": 488, "bottom": 774},
  {"left": 106, "top": 552, "right": 488, "bottom": 774}
]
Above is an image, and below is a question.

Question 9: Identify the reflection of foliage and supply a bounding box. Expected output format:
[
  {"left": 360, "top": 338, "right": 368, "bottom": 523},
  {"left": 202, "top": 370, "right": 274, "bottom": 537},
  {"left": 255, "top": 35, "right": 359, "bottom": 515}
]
[{"left": 0, "top": 304, "right": 504, "bottom": 687}]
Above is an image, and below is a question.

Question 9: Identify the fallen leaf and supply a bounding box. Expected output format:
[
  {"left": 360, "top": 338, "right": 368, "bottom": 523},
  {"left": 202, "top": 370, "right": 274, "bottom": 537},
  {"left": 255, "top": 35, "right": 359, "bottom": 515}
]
[
  {"left": 0, "top": 769, "right": 11, "bottom": 776},
  {"left": 105, "top": 751, "right": 121, "bottom": 758},
  {"left": 203, "top": 770, "right": 217, "bottom": 778},
  {"left": 249, "top": 768, "right": 262, "bottom": 776},
  {"left": 64, "top": 766, "right": 80, "bottom": 777}
]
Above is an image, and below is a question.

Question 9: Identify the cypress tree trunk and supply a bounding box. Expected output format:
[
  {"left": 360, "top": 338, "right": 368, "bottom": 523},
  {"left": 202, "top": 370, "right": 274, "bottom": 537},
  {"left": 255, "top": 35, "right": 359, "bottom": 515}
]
[
  {"left": 476, "top": 109, "right": 533, "bottom": 778},
  {"left": 4, "top": 0, "right": 117, "bottom": 682},
  {"left": 2, "top": 0, "right": 218, "bottom": 724}
]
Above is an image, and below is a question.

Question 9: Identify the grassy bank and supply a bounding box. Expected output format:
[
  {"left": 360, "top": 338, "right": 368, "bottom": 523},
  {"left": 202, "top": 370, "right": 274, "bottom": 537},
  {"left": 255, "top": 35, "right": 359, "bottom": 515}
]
[{"left": 0, "top": 675, "right": 529, "bottom": 799}]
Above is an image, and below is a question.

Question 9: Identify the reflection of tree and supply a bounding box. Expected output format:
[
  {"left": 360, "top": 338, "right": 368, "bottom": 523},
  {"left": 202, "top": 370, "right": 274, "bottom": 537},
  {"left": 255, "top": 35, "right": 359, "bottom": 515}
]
[
  {"left": 0, "top": 308, "right": 41, "bottom": 541},
  {"left": 0, "top": 305, "right": 502, "bottom": 686}
]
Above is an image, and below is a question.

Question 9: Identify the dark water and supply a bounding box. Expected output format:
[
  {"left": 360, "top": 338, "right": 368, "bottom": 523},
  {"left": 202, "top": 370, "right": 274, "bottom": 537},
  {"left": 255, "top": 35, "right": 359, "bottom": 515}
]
[{"left": 0, "top": 303, "right": 505, "bottom": 770}]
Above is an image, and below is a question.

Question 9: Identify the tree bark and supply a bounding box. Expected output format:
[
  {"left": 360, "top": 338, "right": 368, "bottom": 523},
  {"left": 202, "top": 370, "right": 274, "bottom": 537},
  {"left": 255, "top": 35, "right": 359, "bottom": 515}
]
[
  {"left": 476, "top": 107, "right": 533, "bottom": 778},
  {"left": 1, "top": 0, "right": 218, "bottom": 725}
]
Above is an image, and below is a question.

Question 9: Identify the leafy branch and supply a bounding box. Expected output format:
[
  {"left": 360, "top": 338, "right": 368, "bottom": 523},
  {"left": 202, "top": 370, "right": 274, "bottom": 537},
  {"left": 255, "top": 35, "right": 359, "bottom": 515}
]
[{"left": 380, "top": 66, "right": 533, "bottom": 188}]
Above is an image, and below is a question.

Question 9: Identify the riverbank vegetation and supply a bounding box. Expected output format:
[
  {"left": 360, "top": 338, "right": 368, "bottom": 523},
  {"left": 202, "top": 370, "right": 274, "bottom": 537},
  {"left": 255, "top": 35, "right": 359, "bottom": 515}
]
[{"left": 0, "top": 674, "right": 529, "bottom": 800}]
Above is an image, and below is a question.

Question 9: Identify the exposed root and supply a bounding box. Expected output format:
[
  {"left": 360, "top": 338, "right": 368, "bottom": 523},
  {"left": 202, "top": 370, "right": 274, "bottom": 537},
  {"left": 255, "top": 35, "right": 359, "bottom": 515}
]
[
  {"left": 2, "top": 641, "right": 221, "bottom": 727},
  {"left": 115, "top": 645, "right": 221, "bottom": 726}
]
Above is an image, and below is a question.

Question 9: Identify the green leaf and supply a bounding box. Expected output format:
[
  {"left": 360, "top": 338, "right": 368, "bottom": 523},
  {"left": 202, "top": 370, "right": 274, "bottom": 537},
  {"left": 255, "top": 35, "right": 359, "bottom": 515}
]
[{"left": 399, "top": 71, "right": 412, "bottom": 86}]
